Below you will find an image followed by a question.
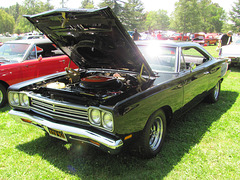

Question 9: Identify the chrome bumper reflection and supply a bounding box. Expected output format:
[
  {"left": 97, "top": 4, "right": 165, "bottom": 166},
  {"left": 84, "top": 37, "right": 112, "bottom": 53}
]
[{"left": 9, "top": 109, "right": 123, "bottom": 154}]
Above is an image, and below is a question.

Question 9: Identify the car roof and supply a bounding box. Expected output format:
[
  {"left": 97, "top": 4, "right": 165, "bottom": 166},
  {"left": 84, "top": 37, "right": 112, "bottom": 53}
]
[
  {"left": 135, "top": 40, "right": 201, "bottom": 48},
  {"left": 135, "top": 40, "right": 213, "bottom": 58},
  {"left": 5, "top": 38, "right": 52, "bottom": 45}
]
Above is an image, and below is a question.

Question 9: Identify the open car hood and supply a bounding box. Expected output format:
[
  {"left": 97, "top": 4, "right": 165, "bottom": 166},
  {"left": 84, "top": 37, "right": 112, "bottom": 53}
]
[{"left": 24, "top": 7, "right": 154, "bottom": 76}]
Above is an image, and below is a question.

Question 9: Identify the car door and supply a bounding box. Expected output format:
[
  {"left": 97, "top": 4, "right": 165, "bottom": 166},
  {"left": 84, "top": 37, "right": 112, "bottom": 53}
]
[
  {"left": 21, "top": 43, "right": 76, "bottom": 80},
  {"left": 35, "top": 55, "right": 75, "bottom": 77},
  {"left": 20, "top": 45, "right": 39, "bottom": 82},
  {"left": 179, "top": 46, "right": 210, "bottom": 112}
]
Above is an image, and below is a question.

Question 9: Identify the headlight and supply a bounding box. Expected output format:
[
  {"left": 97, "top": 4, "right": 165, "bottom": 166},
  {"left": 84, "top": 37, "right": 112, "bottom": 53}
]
[
  {"left": 20, "top": 94, "right": 29, "bottom": 107},
  {"left": 8, "top": 92, "right": 29, "bottom": 108},
  {"left": 102, "top": 112, "right": 113, "bottom": 131},
  {"left": 8, "top": 92, "right": 20, "bottom": 106},
  {"left": 88, "top": 108, "right": 114, "bottom": 131},
  {"left": 89, "top": 109, "right": 101, "bottom": 125}
]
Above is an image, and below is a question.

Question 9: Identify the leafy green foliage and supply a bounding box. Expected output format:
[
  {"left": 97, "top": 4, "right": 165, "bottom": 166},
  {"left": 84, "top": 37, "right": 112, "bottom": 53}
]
[
  {"left": 80, "top": 0, "right": 95, "bottom": 9},
  {"left": 120, "top": 0, "right": 145, "bottom": 31},
  {"left": 170, "top": 0, "right": 226, "bottom": 33},
  {"left": 0, "top": 9, "right": 15, "bottom": 34},
  {"left": 145, "top": 10, "right": 170, "bottom": 31},
  {"left": 98, "top": 0, "right": 123, "bottom": 16},
  {"left": 170, "top": 0, "right": 201, "bottom": 33},
  {"left": 0, "top": 0, "right": 53, "bottom": 34},
  {"left": 230, "top": 0, "right": 240, "bottom": 32}
]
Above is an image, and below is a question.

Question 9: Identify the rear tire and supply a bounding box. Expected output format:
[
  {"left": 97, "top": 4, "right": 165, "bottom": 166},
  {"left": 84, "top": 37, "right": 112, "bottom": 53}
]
[
  {"left": 207, "top": 81, "right": 220, "bottom": 103},
  {"left": 0, "top": 84, "right": 7, "bottom": 108},
  {"left": 137, "top": 109, "right": 167, "bottom": 158}
]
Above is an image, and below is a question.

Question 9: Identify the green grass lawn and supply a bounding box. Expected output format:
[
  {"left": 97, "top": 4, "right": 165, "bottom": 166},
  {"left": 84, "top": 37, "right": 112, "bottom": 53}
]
[{"left": 1, "top": 46, "right": 239, "bottom": 179}]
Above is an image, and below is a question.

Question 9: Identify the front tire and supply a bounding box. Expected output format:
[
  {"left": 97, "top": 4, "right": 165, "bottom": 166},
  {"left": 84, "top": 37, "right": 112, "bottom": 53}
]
[
  {"left": 207, "top": 81, "right": 221, "bottom": 103},
  {"left": 0, "top": 84, "right": 7, "bottom": 108},
  {"left": 137, "top": 109, "right": 167, "bottom": 158}
]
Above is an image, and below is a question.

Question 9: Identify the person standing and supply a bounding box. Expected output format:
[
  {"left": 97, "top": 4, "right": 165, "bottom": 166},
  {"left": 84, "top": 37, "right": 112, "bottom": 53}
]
[
  {"left": 217, "top": 31, "right": 233, "bottom": 55},
  {"left": 157, "top": 31, "right": 162, "bottom": 40},
  {"left": 218, "top": 31, "right": 233, "bottom": 47},
  {"left": 132, "top": 28, "right": 141, "bottom": 41}
]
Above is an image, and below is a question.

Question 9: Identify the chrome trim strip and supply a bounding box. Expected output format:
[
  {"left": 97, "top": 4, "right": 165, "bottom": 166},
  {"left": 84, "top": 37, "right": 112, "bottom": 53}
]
[{"left": 9, "top": 110, "right": 123, "bottom": 153}]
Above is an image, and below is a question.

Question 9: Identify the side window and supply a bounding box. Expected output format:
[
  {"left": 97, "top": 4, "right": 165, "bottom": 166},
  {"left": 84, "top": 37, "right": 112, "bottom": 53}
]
[{"left": 181, "top": 47, "right": 209, "bottom": 69}]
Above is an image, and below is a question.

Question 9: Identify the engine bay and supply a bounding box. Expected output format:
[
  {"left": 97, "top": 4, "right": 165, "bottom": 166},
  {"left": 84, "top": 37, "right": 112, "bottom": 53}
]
[{"left": 30, "top": 68, "right": 155, "bottom": 106}]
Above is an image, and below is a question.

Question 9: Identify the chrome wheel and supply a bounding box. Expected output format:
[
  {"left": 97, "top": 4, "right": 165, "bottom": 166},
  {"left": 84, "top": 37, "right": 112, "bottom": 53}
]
[
  {"left": 136, "top": 109, "right": 166, "bottom": 158},
  {"left": 149, "top": 117, "right": 163, "bottom": 151},
  {"left": 206, "top": 81, "right": 221, "bottom": 103},
  {"left": 213, "top": 82, "right": 220, "bottom": 100}
]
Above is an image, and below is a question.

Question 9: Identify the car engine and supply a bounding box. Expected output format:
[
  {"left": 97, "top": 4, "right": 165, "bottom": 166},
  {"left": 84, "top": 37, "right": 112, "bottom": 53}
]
[{"left": 27, "top": 68, "right": 154, "bottom": 106}]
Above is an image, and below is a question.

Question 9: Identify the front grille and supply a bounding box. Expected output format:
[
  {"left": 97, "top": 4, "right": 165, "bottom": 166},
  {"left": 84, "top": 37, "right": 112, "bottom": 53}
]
[{"left": 30, "top": 96, "right": 89, "bottom": 124}]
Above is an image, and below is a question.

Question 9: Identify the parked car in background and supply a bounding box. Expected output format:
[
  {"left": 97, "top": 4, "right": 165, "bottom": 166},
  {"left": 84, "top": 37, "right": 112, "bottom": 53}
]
[
  {"left": 0, "top": 38, "right": 77, "bottom": 107},
  {"left": 9, "top": 7, "right": 230, "bottom": 158},
  {"left": 169, "top": 33, "right": 190, "bottom": 41},
  {"left": 15, "top": 34, "right": 45, "bottom": 40},
  {"left": 192, "top": 33, "right": 218, "bottom": 46},
  {"left": 219, "top": 38, "right": 240, "bottom": 66},
  {"left": 157, "top": 33, "right": 169, "bottom": 40}
]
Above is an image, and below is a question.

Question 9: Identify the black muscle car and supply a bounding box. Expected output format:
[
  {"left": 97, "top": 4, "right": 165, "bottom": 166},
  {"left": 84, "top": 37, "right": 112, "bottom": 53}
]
[{"left": 8, "top": 7, "right": 230, "bottom": 158}]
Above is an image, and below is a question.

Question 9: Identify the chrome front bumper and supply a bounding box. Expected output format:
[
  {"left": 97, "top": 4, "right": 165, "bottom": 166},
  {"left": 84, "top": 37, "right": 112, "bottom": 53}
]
[{"left": 9, "top": 109, "right": 123, "bottom": 154}]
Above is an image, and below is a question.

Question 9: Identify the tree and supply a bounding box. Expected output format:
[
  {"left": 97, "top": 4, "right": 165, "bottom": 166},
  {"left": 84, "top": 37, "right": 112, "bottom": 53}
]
[
  {"left": 81, "top": 0, "right": 95, "bottom": 9},
  {"left": 145, "top": 10, "right": 170, "bottom": 31},
  {"left": 207, "top": 3, "right": 226, "bottom": 32},
  {"left": 98, "top": 0, "right": 124, "bottom": 16},
  {"left": 170, "top": 0, "right": 200, "bottom": 33},
  {"left": 0, "top": 9, "right": 15, "bottom": 34},
  {"left": 120, "top": 0, "right": 145, "bottom": 31},
  {"left": 198, "top": 0, "right": 226, "bottom": 33},
  {"left": 230, "top": 0, "right": 240, "bottom": 32},
  {"left": 13, "top": 0, "right": 54, "bottom": 33}
]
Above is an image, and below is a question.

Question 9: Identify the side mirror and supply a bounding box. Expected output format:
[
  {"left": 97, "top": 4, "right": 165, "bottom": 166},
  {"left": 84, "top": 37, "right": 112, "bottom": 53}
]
[
  {"left": 190, "top": 62, "right": 196, "bottom": 72},
  {"left": 38, "top": 55, "right": 42, "bottom": 61}
]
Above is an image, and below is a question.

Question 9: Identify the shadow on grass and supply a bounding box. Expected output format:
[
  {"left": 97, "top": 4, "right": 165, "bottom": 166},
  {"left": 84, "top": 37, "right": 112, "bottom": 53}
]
[
  {"left": 16, "top": 90, "right": 238, "bottom": 179},
  {"left": 229, "top": 66, "right": 240, "bottom": 73},
  {"left": 0, "top": 105, "right": 11, "bottom": 113}
]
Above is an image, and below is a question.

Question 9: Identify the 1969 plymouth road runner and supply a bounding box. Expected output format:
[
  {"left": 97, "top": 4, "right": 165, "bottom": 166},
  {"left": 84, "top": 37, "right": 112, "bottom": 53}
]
[{"left": 9, "top": 7, "right": 230, "bottom": 158}]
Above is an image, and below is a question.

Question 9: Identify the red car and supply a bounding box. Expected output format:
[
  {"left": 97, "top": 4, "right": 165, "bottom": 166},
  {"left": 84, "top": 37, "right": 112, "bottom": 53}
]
[
  {"left": 192, "top": 33, "right": 218, "bottom": 46},
  {"left": 0, "top": 38, "right": 77, "bottom": 107},
  {"left": 169, "top": 33, "right": 189, "bottom": 41}
]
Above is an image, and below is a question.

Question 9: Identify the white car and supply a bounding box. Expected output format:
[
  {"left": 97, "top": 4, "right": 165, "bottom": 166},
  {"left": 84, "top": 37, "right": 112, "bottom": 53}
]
[{"left": 220, "top": 38, "right": 240, "bottom": 66}]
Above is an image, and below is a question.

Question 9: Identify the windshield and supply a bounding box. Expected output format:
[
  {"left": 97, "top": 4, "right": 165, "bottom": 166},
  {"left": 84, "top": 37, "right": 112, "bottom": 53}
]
[
  {"left": 0, "top": 43, "right": 30, "bottom": 62},
  {"left": 138, "top": 45, "right": 177, "bottom": 72}
]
